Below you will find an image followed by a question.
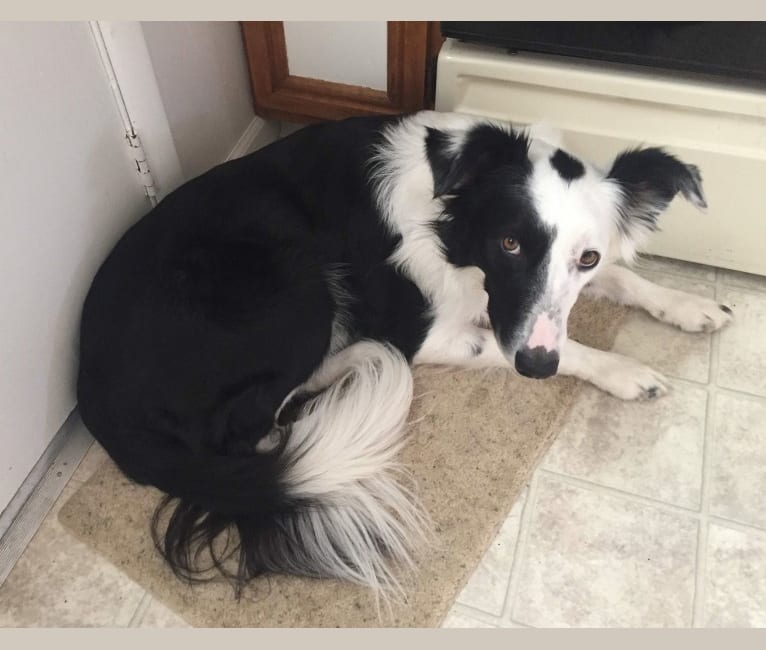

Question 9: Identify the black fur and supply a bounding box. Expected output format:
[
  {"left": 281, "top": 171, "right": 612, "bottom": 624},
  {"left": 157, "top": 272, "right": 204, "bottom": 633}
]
[
  {"left": 77, "top": 115, "right": 433, "bottom": 595},
  {"left": 550, "top": 148, "right": 585, "bottom": 182},
  {"left": 429, "top": 124, "right": 553, "bottom": 350},
  {"left": 426, "top": 123, "right": 529, "bottom": 198},
  {"left": 608, "top": 147, "right": 707, "bottom": 238}
]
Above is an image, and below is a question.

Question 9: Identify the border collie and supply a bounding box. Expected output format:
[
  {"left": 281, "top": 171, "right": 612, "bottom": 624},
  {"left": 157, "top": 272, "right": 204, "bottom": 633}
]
[{"left": 77, "top": 110, "right": 732, "bottom": 600}]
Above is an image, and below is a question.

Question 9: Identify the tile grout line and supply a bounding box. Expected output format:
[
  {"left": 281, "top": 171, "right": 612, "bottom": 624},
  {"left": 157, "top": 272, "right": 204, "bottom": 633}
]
[
  {"left": 127, "top": 590, "right": 152, "bottom": 627},
  {"left": 650, "top": 363, "right": 766, "bottom": 405},
  {"left": 691, "top": 386, "right": 716, "bottom": 626},
  {"left": 499, "top": 473, "right": 541, "bottom": 624},
  {"left": 691, "top": 269, "right": 726, "bottom": 627},
  {"left": 453, "top": 486, "right": 530, "bottom": 620},
  {"left": 537, "top": 457, "right": 766, "bottom": 538},
  {"left": 691, "top": 522, "right": 708, "bottom": 628},
  {"left": 447, "top": 603, "right": 501, "bottom": 627},
  {"left": 505, "top": 617, "right": 533, "bottom": 628},
  {"left": 711, "top": 283, "right": 766, "bottom": 398},
  {"left": 537, "top": 469, "right": 702, "bottom": 519},
  {"left": 707, "top": 515, "right": 766, "bottom": 538},
  {"left": 449, "top": 602, "right": 534, "bottom": 628},
  {"left": 706, "top": 383, "right": 766, "bottom": 404}
]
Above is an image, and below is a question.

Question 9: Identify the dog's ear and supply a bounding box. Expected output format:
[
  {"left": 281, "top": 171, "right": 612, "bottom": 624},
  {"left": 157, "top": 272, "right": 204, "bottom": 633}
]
[
  {"left": 607, "top": 147, "right": 706, "bottom": 259},
  {"left": 425, "top": 124, "right": 529, "bottom": 198}
]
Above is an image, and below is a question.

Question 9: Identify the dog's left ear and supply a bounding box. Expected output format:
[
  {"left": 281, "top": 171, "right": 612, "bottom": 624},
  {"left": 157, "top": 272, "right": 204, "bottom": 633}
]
[
  {"left": 607, "top": 147, "right": 707, "bottom": 258},
  {"left": 426, "top": 124, "right": 529, "bottom": 198}
]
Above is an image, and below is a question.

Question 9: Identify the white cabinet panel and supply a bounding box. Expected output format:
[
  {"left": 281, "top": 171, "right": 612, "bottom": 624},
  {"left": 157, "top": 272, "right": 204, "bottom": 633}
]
[{"left": 436, "top": 39, "right": 766, "bottom": 276}]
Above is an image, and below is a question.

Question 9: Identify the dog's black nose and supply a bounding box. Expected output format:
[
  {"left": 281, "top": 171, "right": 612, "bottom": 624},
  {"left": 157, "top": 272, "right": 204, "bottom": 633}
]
[{"left": 515, "top": 346, "right": 559, "bottom": 379}]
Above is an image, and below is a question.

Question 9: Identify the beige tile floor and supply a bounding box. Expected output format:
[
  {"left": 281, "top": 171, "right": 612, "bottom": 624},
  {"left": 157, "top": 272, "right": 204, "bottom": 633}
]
[
  {"left": 1, "top": 257, "right": 765, "bottom": 627},
  {"left": 443, "top": 257, "right": 766, "bottom": 628}
]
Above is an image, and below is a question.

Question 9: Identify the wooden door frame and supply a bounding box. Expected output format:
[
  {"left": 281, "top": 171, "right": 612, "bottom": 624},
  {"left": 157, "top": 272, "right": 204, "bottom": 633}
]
[{"left": 241, "top": 22, "right": 442, "bottom": 123}]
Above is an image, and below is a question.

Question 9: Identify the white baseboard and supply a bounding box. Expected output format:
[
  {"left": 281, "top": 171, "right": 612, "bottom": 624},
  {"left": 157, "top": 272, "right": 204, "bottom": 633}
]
[
  {"left": 226, "top": 116, "right": 280, "bottom": 162},
  {"left": 0, "top": 409, "right": 93, "bottom": 587}
]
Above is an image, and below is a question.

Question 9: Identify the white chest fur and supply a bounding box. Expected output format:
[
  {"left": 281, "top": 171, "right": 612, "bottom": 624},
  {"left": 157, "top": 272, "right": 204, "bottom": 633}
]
[{"left": 369, "top": 112, "right": 496, "bottom": 364}]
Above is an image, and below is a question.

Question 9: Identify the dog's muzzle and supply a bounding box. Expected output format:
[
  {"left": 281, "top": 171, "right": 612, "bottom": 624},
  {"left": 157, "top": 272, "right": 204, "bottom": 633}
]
[
  {"left": 514, "top": 311, "right": 561, "bottom": 379},
  {"left": 514, "top": 346, "right": 560, "bottom": 379}
]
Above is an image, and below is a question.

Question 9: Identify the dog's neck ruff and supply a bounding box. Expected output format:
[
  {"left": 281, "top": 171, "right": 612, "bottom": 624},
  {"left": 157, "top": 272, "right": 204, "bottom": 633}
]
[{"left": 369, "top": 112, "right": 492, "bottom": 319}]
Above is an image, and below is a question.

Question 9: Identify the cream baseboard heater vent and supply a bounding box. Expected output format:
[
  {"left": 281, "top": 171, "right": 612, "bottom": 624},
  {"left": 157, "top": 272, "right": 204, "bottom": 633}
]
[{"left": 435, "top": 39, "right": 766, "bottom": 277}]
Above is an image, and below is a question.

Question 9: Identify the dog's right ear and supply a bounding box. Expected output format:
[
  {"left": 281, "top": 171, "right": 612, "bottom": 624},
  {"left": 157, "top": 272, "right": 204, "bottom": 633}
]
[
  {"left": 425, "top": 124, "right": 530, "bottom": 198},
  {"left": 607, "top": 147, "right": 707, "bottom": 260}
]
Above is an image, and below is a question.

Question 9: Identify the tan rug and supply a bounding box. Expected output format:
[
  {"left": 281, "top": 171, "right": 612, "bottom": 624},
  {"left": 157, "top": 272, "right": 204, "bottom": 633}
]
[{"left": 59, "top": 298, "right": 628, "bottom": 627}]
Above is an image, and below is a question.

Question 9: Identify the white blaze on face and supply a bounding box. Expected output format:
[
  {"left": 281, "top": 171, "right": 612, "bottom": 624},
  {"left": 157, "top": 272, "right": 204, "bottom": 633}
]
[
  {"left": 525, "top": 312, "right": 560, "bottom": 352},
  {"left": 513, "top": 137, "right": 617, "bottom": 358}
]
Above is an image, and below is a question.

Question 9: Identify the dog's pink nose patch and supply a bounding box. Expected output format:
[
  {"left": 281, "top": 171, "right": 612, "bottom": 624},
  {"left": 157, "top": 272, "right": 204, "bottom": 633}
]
[{"left": 526, "top": 313, "right": 559, "bottom": 352}]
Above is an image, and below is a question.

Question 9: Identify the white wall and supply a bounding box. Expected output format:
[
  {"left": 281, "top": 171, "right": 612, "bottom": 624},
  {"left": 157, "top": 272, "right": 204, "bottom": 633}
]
[
  {"left": 0, "top": 21, "right": 267, "bottom": 518},
  {"left": 140, "top": 22, "right": 256, "bottom": 179},
  {"left": 0, "top": 22, "right": 151, "bottom": 514},
  {"left": 283, "top": 21, "right": 388, "bottom": 91}
]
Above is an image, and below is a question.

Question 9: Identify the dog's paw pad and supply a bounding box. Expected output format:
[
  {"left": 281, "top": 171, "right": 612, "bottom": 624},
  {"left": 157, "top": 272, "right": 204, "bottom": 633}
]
[{"left": 638, "top": 379, "right": 669, "bottom": 401}]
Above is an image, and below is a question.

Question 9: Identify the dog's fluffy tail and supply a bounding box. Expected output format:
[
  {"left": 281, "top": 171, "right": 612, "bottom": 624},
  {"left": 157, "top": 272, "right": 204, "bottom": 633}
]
[{"left": 142, "top": 341, "right": 429, "bottom": 600}]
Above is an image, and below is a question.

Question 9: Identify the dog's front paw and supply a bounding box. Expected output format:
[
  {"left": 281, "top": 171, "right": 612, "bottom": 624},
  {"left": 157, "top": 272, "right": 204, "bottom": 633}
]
[
  {"left": 595, "top": 356, "right": 670, "bottom": 401},
  {"left": 651, "top": 293, "right": 733, "bottom": 333}
]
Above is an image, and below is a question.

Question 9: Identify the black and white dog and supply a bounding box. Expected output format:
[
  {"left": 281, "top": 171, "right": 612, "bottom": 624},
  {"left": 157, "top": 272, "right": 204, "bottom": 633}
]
[{"left": 77, "top": 110, "right": 732, "bottom": 599}]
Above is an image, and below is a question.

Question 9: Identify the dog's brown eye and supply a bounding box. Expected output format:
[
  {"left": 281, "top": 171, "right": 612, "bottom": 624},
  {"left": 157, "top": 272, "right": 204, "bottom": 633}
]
[
  {"left": 501, "top": 237, "right": 521, "bottom": 254},
  {"left": 579, "top": 250, "right": 601, "bottom": 269}
]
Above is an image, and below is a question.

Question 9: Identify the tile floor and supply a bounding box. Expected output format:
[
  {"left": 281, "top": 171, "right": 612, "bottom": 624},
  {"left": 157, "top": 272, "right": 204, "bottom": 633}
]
[
  {"left": 443, "top": 256, "right": 766, "bottom": 628},
  {"left": 1, "top": 256, "right": 765, "bottom": 627}
]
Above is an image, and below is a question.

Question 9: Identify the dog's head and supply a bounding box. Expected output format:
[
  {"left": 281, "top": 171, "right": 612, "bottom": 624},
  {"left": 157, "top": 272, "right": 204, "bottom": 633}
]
[{"left": 427, "top": 122, "right": 706, "bottom": 379}]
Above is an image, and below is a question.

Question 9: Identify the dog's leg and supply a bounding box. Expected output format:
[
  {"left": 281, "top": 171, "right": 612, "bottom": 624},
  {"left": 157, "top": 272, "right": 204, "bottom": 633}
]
[
  {"left": 415, "top": 322, "right": 670, "bottom": 400},
  {"left": 413, "top": 324, "right": 509, "bottom": 368},
  {"left": 558, "top": 338, "right": 669, "bottom": 401},
  {"left": 584, "top": 263, "right": 733, "bottom": 333},
  {"left": 461, "top": 332, "right": 671, "bottom": 402},
  {"left": 567, "top": 262, "right": 731, "bottom": 400}
]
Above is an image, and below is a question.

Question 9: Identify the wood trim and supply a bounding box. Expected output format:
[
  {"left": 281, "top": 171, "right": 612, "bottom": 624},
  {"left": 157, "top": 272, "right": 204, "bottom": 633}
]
[
  {"left": 241, "top": 21, "right": 435, "bottom": 122},
  {"left": 424, "top": 22, "right": 445, "bottom": 108}
]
